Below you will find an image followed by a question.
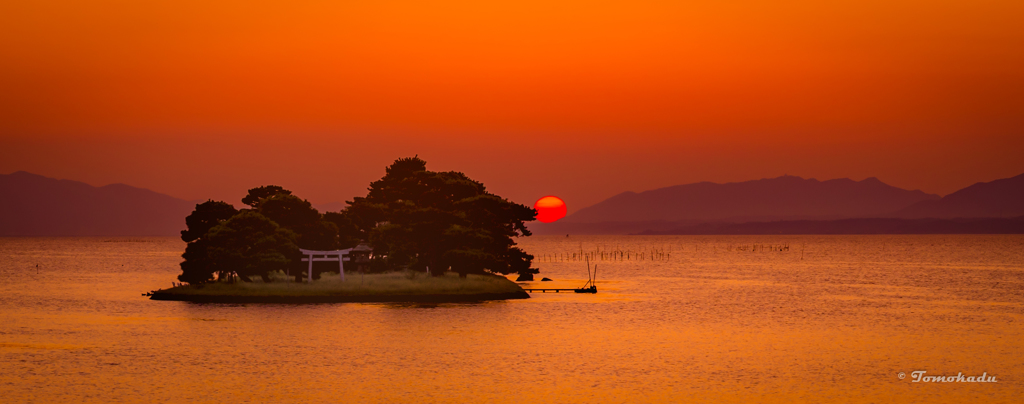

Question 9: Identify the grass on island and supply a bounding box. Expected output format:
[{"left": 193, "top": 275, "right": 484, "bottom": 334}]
[{"left": 156, "top": 270, "right": 525, "bottom": 297}]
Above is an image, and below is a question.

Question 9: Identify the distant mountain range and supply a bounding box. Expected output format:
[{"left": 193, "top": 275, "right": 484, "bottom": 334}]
[
  {"left": 894, "top": 173, "right": 1024, "bottom": 219},
  {"left": 636, "top": 217, "right": 1024, "bottom": 235},
  {"left": 0, "top": 171, "right": 198, "bottom": 236},
  {"left": 564, "top": 175, "right": 941, "bottom": 223},
  {"left": 3, "top": 171, "right": 1022, "bottom": 236},
  {"left": 533, "top": 173, "right": 1024, "bottom": 234}
]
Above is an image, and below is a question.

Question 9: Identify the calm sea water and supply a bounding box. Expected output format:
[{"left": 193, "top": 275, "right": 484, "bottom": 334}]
[{"left": 1, "top": 235, "right": 1022, "bottom": 403}]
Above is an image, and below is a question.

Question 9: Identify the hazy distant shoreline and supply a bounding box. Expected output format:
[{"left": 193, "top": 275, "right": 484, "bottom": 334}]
[
  {"left": 633, "top": 216, "right": 1024, "bottom": 235},
  {"left": 5, "top": 170, "right": 1022, "bottom": 236}
]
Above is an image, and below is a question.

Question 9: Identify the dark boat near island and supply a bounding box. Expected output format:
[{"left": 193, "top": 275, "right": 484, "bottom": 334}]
[{"left": 574, "top": 285, "right": 597, "bottom": 293}]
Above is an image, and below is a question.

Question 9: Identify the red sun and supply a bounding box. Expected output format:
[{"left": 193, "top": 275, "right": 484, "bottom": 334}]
[{"left": 534, "top": 196, "right": 567, "bottom": 223}]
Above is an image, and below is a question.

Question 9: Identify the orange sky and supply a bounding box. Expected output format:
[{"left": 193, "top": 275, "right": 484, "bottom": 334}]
[{"left": 2, "top": 0, "right": 1023, "bottom": 212}]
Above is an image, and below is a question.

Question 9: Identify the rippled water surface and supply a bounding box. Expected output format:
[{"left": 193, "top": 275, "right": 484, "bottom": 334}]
[{"left": 2, "top": 235, "right": 1023, "bottom": 403}]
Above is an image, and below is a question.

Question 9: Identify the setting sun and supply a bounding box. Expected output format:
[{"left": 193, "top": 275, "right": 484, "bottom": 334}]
[{"left": 534, "top": 196, "right": 567, "bottom": 223}]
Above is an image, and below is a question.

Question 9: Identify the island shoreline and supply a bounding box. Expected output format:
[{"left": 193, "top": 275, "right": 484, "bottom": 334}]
[{"left": 149, "top": 291, "right": 530, "bottom": 303}]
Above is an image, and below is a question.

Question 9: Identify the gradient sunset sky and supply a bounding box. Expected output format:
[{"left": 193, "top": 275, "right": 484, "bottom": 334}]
[{"left": 2, "top": 0, "right": 1022, "bottom": 212}]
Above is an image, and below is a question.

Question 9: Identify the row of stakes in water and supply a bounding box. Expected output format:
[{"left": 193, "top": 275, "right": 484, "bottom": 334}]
[{"left": 537, "top": 244, "right": 791, "bottom": 262}]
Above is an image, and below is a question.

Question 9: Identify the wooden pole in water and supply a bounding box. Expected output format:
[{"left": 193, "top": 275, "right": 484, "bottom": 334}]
[{"left": 586, "top": 256, "right": 592, "bottom": 288}]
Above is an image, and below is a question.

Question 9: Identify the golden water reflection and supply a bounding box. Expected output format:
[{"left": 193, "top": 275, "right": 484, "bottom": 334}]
[{"left": 0, "top": 235, "right": 1021, "bottom": 402}]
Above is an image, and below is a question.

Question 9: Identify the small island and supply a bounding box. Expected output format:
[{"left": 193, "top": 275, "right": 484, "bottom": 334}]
[{"left": 153, "top": 157, "right": 539, "bottom": 303}]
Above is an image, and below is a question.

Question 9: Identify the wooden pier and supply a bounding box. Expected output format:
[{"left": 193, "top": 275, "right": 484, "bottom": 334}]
[
  {"left": 523, "top": 288, "right": 580, "bottom": 293},
  {"left": 522, "top": 285, "right": 597, "bottom": 294},
  {"left": 521, "top": 259, "right": 599, "bottom": 294}
]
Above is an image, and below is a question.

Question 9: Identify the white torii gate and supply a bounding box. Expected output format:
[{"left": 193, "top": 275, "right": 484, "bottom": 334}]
[{"left": 299, "top": 248, "right": 353, "bottom": 283}]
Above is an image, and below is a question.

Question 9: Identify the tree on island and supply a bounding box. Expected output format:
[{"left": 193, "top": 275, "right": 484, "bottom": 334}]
[
  {"left": 345, "top": 157, "right": 538, "bottom": 277},
  {"left": 255, "top": 193, "right": 352, "bottom": 281},
  {"left": 322, "top": 211, "right": 364, "bottom": 251},
  {"left": 176, "top": 158, "right": 538, "bottom": 283},
  {"left": 180, "top": 200, "right": 238, "bottom": 243},
  {"left": 178, "top": 200, "right": 238, "bottom": 284},
  {"left": 204, "top": 210, "right": 301, "bottom": 282},
  {"left": 241, "top": 185, "right": 292, "bottom": 209},
  {"left": 178, "top": 187, "right": 350, "bottom": 283},
  {"left": 258, "top": 194, "right": 340, "bottom": 250}
]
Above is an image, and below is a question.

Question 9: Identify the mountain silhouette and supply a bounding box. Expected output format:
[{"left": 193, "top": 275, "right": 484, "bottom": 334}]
[
  {"left": 0, "top": 171, "right": 198, "bottom": 236},
  {"left": 563, "top": 175, "right": 940, "bottom": 224},
  {"left": 637, "top": 217, "right": 1024, "bottom": 235},
  {"left": 895, "top": 173, "right": 1024, "bottom": 218},
  {"left": 6, "top": 170, "right": 1020, "bottom": 236}
]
